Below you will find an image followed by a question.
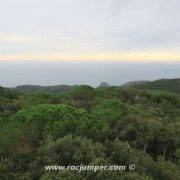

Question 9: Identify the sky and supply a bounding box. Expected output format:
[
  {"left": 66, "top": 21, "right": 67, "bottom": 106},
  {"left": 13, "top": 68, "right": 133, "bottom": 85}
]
[{"left": 0, "top": 0, "right": 180, "bottom": 86}]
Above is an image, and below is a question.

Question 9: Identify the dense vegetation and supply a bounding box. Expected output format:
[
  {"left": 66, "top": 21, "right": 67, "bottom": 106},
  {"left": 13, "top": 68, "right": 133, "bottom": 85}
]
[
  {"left": 13, "top": 85, "right": 74, "bottom": 93},
  {"left": 0, "top": 83, "right": 180, "bottom": 179},
  {"left": 131, "top": 78, "right": 180, "bottom": 93}
]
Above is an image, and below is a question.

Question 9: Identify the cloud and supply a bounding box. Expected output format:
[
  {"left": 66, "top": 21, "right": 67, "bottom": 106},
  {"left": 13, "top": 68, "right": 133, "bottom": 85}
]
[
  {"left": 0, "top": 35, "right": 41, "bottom": 43},
  {"left": 0, "top": 0, "right": 180, "bottom": 57},
  {"left": 0, "top": 52, "right": 180, "bottom": 63}
]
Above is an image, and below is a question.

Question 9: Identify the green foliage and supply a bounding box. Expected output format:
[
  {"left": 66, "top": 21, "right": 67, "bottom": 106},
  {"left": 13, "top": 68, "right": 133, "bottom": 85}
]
[
  {"left": 65, "top": 85, "right": 95, "bottom": 111},
  {"left": 0, "top": 85, "right": 180, "bottom": 179},
  {"left": 0, "top": 87, "right": 21, "bottom": 119},
  {"left": 42, "top": 135, "right": 106, "bottom": 165},
  {"left": 134, "top": 78, "right": 180, "bottom": 93},
  {"left": 0, "top": 104, "right": 110, "bottom": 155},
  {"left": 0, "top": 86, "right": 18, "bottom": 100}
]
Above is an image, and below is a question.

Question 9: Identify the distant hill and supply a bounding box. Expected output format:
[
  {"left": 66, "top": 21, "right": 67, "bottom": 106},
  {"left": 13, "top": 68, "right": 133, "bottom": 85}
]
[
  {"left": 122, "top": 80, "right": 149, "bottom": 87},
  {"left": 11, "top": 78, "right": 180, "bottom": 93},
  {"left": 13, "top": 85, "right": 74, "bottom": 93},
  {"left": 130, "top": 78, "right": 180, "bottom": 93},
  {"left": 98, "top": 82, "right": 111, "bottom": 88}
]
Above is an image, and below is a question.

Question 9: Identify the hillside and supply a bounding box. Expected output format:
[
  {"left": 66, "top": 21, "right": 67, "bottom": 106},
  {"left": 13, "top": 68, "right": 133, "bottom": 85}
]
[
  {"left": 122, "top": 80, "right": 149, "bottom": 87},
  {"left": 125, "top": 78, "right": 180, "bottom": 93},
  {"left": 12, "top": 78, "right": 180, "bottom": 94},
  {"left": 13, "top": 84, "right": 74, "bottom": 93},
  {"left": 98, "top": 82, "right": 111, "bottom": 88}
]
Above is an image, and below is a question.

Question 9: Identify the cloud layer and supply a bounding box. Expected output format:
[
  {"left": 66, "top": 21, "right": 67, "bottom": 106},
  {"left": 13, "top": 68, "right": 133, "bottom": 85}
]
[{"left": 0, "top": 0, "right": 180, "bottom": 60}]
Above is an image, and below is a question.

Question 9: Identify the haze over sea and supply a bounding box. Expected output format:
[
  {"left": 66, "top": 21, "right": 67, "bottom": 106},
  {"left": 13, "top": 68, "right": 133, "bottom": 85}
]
[
  {"left": 0, "top": 60, "right": 179, "bottom": 87},
  {"left": 0, "top": 0, "right": 180, "bottom": 87}
]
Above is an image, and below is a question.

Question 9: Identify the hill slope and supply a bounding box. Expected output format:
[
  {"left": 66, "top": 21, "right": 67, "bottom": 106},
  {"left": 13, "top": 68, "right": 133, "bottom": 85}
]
[
  {"left": 13, "top": 85, "right": 74, "bottom": 93},
  {"left": 132, "top": 78, "right": 180, "bottom": 93},
  {"left": 12, "top": 78, "right": 180, "bottom": 93}
]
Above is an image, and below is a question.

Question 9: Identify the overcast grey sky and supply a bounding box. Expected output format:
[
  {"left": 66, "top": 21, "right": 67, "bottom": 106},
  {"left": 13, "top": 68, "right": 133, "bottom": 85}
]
[
  {"left": 0, "top": 0, "right": 180, "bottom": 86},
  {"left": 0, "top": 0, "right": 180, "bottom": 55}
]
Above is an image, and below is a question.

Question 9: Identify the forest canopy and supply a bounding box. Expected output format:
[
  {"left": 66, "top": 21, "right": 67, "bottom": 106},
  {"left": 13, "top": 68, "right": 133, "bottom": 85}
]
[{"left": 0, "top": 82, "right": 180, "bottom": 179}]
